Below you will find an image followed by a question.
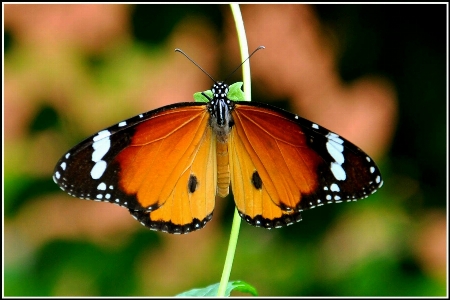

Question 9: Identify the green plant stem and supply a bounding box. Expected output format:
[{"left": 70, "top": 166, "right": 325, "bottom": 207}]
[
  {"left": 230, "top": 4, "right": 251, "bottom": 102},
  {"left": 216, "top": 208, "right": 243, "bottom": 297},
  {"left": 216, "top": 4, "right": 251, "bottom": 297}
]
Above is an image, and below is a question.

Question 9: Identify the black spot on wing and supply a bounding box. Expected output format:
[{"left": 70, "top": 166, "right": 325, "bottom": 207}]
[
  {"left": 188, "top": 174, "right": 198, "bottom": 193},
  {"left": 251, "top": 171, "right": 262, "bottom": 190}
]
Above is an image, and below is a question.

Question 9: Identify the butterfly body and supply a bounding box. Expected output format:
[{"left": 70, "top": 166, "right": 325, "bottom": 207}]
[{"left": 53, "top": 82, "right": 383, "bottom": 234}]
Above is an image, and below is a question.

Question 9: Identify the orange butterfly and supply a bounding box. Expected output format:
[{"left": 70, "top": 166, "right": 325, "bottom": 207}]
[{"left": 53, "top": 79, "right": 383, "bottom": 234}]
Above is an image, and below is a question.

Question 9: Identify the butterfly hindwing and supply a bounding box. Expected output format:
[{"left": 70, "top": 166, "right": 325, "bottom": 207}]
[
  {"left": 229, "top": 102, "right": 383, "bottom": 228},
  {"left": 129, "top": 119, "right": 217, "bottom": 234},
  {"left": 53, "top": 102, "right": 217, "bottom": 233},
  {"left": 229, "top": 124, "right": 303, "bottom": 228}
]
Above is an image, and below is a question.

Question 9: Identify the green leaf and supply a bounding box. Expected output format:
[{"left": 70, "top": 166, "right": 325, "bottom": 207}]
[
  {"left": 194, "top": 90, "right": 212, "bottom": 103},
  {"left": 176, "top": 280, "right": 257, "bottom": 297},
  {"left": 193, "top": 82, "right": 245, "bottom": 103},
  {"left": 227, "top": 82, "right": 245, "bottom": 101},
  {"left": 230, "top": 280, "right": 258, "bottom": 296}
]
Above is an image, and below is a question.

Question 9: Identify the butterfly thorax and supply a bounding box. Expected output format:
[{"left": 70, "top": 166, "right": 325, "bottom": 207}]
[{"left": 206, "top": 82, "right": 235, "bottom": 143}]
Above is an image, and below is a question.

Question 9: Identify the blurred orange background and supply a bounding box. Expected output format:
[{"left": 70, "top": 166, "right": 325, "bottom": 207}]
[{"left": 3, "top": 4, "right": 446, "bottom": 296}]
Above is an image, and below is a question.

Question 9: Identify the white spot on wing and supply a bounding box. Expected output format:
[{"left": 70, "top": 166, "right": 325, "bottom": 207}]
[
  {"left": 93, "top": 130, "right": 111, "bottom": 142},
  {"left": 326, "top": 142, "right": 344, "bottom": 164},
  {"left": 330, "top": 162, "right": 346, "bottom": 181},
  {"left": 60, "top": 162, "right": 67, "bottom": 170},
  {"left": 330, "top": 183, "right": 340, "bottom": 192},
  {"left": 312, "top": 123, "right": 319, "bottom": 129},
  {"left": 91, "top": 131, "right": 111, "bottom": 182},
  {"left": 97, "top": 182, "right": 107, "bottom": 190},
  {"left": 55, "top": 171, "right": 61, "bottom": 179},
  {"left": 118, "top": 121, "right": 127, "bottom": 127},
  {"left": 327, "top": 132, "right": 344, "bottom": 144},
  {"left": 326, "top": 132, "right": 346, "bottom": 181},
  {"left": 92, "top": 138, "right": 111, "bottom": 162},
  {"left": 91, "top": 160, "right": 107, "bottom": 179},
  {"left": 376, "top": 176, "right": 381, "bottom": 183}
]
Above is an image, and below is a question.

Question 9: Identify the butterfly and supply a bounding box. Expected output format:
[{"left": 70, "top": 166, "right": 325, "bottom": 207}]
[{"left": 53, "top": 73, "right": 383, "bottom": 235}]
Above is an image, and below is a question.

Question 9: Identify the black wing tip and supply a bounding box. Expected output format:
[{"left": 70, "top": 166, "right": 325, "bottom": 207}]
[{"left": 130, "top": 210, "right": 213, "bottom": 234}]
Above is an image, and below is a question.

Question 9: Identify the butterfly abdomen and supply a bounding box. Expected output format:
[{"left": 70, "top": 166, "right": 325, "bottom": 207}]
[{"left": 216, "top": 140, "right": 230, "bottom": 197}]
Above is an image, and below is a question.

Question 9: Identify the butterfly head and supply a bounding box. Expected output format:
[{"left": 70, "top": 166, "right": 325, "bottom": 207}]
[
  {"left": 211, "top": 81, "right": 229, "bottom": 98},
  {"left": 207, "top": 82, "right": 235, "bottom": 143}
]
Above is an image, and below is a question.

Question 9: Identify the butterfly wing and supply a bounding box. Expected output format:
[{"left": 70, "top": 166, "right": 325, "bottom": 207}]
[
  {"left": 53, "top": 102, "right": 217, "bottom": 234},
  {"left": 229, "top": 102, "right": 383, "bottom": 229}
]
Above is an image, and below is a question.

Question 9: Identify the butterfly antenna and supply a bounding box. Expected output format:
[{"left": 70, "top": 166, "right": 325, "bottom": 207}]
[
  {"left": 224, "top": 45, "right": 265, "bottom": 82},
  {"left": 175, "top": 48, "right": 216, "bottom": 83}
]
